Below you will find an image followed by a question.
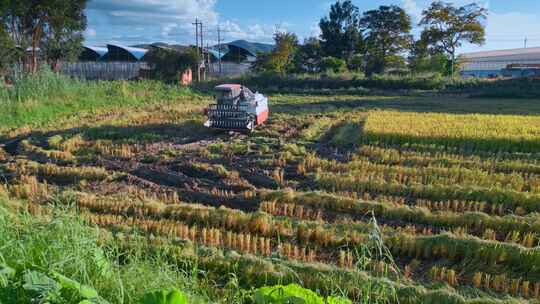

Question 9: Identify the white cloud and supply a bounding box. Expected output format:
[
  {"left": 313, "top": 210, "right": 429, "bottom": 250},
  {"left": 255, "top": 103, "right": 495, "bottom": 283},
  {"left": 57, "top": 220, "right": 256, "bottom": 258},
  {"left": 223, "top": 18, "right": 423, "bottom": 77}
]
[
  {"left": 84, "top": 28, "right": 97, "bottom": 38},
  {"left": 308, "top": 23, "right": 321, "bottom": 38},
  {"left": 85, "top": 0, "right": 219, "bottom": 44},
  {"left": 88, "top": 0, "right": 218, "bottom": 24},
  {"left": 219, "top": 20, "right": 275, "bottom": 42},
  {"left": 402, "top": 0, "right": 422, "bottom": 22},
  {"left": 84, "top": 0, "right": 279, "bottom": 45}
]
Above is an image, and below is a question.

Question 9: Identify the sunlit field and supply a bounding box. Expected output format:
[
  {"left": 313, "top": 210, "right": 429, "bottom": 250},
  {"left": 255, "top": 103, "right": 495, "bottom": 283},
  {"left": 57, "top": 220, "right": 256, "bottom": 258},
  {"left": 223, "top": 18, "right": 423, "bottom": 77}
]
[{"left": 1, "top": 75, "right": 540, "bottom": 303}]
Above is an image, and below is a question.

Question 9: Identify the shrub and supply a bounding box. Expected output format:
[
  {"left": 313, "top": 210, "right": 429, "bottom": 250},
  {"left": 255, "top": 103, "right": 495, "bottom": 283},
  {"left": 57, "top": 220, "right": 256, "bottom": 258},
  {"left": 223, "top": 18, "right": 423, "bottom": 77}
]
[
  {"left": 145, "top": 47, "right": 199, "bottom": 81},
  {"left": 319, "top": 57, "right": 348, "bottom": 74},
  {"left": 349, "top": 54, "right": 364, "bottom": 72}
]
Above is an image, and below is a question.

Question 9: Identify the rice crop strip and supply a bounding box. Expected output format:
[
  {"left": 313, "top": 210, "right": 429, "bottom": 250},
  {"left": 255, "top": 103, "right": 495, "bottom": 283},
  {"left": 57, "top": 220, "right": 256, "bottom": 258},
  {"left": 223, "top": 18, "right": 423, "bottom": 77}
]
[
  {"left": 299, "top": 153, "right": 540, "bottom": 194},
  {"left": 50, "top": 191, "right": 540, "bottom": 283},
  {"left": 353, "top": 145, "right": 540, "bottom": 175},
  {"left": 362, "top": 111, "right": 540, "bottom": 153},
  {"left": 262, "top": 191, "right": 540, "bottom": 243},
  {"left": 315, "top": 172, "right": 540, "bottom": 213},
  {"left": 428, "top": 266, "right": 540, "bottom": 298},
  {"left": 111, "top": 229, "right": 528, "bottom": 304}
]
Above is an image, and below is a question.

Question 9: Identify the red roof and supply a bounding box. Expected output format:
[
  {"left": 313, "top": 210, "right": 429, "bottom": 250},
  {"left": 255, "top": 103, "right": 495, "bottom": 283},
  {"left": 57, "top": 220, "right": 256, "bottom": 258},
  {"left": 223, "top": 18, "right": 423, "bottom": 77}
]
[{"left": 215, "top": 84, "right": 241, "bottom": 91}]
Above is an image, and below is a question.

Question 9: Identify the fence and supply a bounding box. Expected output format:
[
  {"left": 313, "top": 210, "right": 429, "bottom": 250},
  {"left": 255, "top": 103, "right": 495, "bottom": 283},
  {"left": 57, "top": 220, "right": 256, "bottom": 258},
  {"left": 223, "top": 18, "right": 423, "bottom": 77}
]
[
  {"left": 208, "top": 62, "right": 252, "bottom": 78},
  {"left": 7, "top": 61, "right": 251, "bottom": 81},
  {"left": 60, "top": 62, "right": 147, "bottom": 80}
]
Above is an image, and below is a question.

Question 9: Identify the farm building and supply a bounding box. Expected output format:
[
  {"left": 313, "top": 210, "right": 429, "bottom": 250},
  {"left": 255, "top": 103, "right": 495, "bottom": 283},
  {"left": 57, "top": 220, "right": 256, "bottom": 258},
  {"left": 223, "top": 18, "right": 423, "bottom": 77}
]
[
  {"left": 221, "top": 40, "right": 274, "bottom": 63},
  {"left": 79, "top": 46, "right": 108, "bottom": 61},
  {"left": 101, "top": 44, "right": 149, "bottom": 62},
  {"left": 460, "top": 47, "right": 540, "bottom": 78}
]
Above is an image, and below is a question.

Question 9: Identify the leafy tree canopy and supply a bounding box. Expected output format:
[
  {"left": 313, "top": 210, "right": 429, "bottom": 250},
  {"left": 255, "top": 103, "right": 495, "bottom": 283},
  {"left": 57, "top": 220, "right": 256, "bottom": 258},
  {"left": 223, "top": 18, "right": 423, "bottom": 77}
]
[
  {"left": 145, "top": 47, "right": 199, "bottom": 81},
  {"left": 419, "top": 1, "right": 487, "bottom": 65},
  {"left": 319, "top": 0, "right": 361, "bottom": 60},
  {"left": 293, "top": 37, "right": 323, "bottom": 74},
  {"left": 360, "top": 5, "right": 412, "bottom": 76},
  {"left": 252, "top": 31, "right": 298, "bottom": 74},
  {"left": 0, "top": 0, "right": 87, "bottom": 72},
  {"left": 319, "top": 56, "right": 347, "bottom": 74}
]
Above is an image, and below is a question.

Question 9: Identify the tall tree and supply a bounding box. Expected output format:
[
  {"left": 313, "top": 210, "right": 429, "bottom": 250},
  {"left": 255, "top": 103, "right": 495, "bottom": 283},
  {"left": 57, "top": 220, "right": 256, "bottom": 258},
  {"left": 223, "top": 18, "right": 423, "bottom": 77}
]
[
  {"left": 360, "top": 5, "right": 412, "bottom": 76},
  {"left": 293, "top": 37, "right": 322, "bottom": 73},
  {"left": 252, "top": 31, "right": 298, "bottom": 74},
  {"left": 145, "top": 47, "right": 199, "bottom": 80},
  {"left": 419, "top": 1, "right": 487, "bottom": 76},
  {"left": 42, "top": 0, "right": 87, "bottom": 71},
  {"left": 0, "top": 0, "right": 87, "bottom": 73},
  {"left": 319, "top": 0, "right": 361, "bottom": 60},
  {"left": 271, "top": 31, "right": 299, "bottom": 74},
  {"left": 408, "top": 37, "right": 448, "bottom": 75},
  {"left": 0, "top": 21, "right": 20, "bottom": 76}
]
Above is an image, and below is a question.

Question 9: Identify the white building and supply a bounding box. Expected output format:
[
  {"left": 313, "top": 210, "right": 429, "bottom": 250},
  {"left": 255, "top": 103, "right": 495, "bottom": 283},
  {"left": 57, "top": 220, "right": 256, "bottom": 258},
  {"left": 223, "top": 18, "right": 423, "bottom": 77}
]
[{"left": 460, "top": 47, "right": 540, "bottom": 78}]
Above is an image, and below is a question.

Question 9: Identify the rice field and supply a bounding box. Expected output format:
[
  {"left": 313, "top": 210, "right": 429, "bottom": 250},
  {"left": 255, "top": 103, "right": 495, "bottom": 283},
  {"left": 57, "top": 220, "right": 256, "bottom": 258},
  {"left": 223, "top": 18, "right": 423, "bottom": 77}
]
[{"left": 1, "top": 85, "right": 540, "bottom": 303}]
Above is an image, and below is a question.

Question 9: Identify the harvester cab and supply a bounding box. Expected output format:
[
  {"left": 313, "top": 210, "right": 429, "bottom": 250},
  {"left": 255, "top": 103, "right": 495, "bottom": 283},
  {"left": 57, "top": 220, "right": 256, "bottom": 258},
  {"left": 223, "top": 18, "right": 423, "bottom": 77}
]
[{"left": 204, "top": 84, "right": 269, "bottom": 131}]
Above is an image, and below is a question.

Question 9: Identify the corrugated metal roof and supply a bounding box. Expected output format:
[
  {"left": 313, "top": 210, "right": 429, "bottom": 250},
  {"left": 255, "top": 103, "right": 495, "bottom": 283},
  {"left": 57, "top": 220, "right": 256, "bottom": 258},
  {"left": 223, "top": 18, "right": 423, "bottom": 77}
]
[
  {"left": 461, "top": 47, "right": 540, "bottom": 59},
  {"left": 205, "top": 47, "right": 229, "bottom": 59},
  {"left": 226, "top": 40, "right": 274, "bottom": 56},
  {"left": 84, "top": 46, "right": 108, "bottom": 57},
  {"left": 107, "top": 44, "right": 148, "bottom": 60}
]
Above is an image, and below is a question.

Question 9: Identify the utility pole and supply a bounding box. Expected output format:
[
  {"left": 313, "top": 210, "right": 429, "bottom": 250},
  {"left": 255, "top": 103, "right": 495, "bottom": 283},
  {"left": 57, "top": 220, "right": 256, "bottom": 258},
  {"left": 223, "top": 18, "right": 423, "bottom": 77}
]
[
  {"left": 200, "top": 23, "right": 207, "bottom": 81},
  {"left": 525, "top": 37, "right": 528, "bottom": 49},
  {"left": 217, "top": 25, "right": 223, "bottom": 75},
  {"left": 193, "top": 18, "right": 203, "bottom": 81}
]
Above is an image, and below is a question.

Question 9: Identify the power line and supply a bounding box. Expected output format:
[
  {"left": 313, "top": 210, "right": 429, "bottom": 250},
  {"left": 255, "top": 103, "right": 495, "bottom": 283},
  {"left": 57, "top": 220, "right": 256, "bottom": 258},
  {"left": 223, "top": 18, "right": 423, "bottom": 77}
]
[
  {"left": 216, "top": 25, "right": 233, "bottom": 75},
  {"left": 193, "top": 18, "right": 205, "bottom": 81}
]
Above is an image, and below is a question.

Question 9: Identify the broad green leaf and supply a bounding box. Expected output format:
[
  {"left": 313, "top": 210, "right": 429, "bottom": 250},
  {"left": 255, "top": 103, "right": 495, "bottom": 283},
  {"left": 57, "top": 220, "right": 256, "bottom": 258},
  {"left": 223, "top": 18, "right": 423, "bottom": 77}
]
[
  {"left": 326, "top": 296, "right": 352, "bottom": 304},
  {"left": 94, "top": 248, "right": 114, "bottom": 279},
  {"left": 51, "top": 271, "right": 99, "bottom": 299},
  {"left": 254, "top": 284, "right": 324, "bottom": 304},
  {"left": 23, "top": 270, "right": 60, "bottom": 294},
  {"left": 78, "top": 298, "right": 111, "bottom": 304},
  {"left": 0, "top": 264, "right": 15, "bottom": 288},
  {"left": 140, "top": 289, "right": 188, "bottom": 304}
]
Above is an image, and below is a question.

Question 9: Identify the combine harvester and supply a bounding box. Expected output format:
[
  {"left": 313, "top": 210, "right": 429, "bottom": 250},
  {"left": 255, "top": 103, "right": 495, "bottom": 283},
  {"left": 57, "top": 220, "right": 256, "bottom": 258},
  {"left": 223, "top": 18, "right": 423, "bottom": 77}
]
[{"left": 204, "top": 84, "right": 269, "bottom": 132}]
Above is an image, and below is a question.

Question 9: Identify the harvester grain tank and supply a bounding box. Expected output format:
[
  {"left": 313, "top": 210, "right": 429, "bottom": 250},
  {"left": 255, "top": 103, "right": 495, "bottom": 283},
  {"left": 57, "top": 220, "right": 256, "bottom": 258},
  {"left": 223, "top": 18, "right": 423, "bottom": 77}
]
[{"left": 204, "top": 84, "right": 269, "bottom": 131}]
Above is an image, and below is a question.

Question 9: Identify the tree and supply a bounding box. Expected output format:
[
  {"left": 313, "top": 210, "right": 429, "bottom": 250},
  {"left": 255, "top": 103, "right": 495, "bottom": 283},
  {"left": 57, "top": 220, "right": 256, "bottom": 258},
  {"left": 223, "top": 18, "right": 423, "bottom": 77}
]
[
  {"left": 293, "top": 37, "right": 322, "bottom": 73},
  {"left": 319, "top": 57, "right": 347, "bottom": 74},
  {"left": 319, "top": 0, "right": 361, "bottom": 60},
  {"left": 419, "top": 1, "right": 487, "bottom": 76},
  {"left": 252, "top": 31, "right": 298, "bottom": 74},
  {"left": 145, "top": 47, "right": 199, "bottom": 81},
  {"left": 360, "top": 5, "right": 412, "bottom": 76},
  {"left": 0, "top": 0, "right": 88, "bottom": 73},
  {"left": 408, "top": 37, "right": 448, "bottom": 75},
  {"left": 42, "top": 0, "right": 87, "bottom": 71},
  {"left": 270, "top": 31, "right": 299, "bottom": 74},
  {"left": 0, "top": 23, "right": 21, "bottom": 76},
  {"left": 251, "top": 52, "right": 273, "bottom": 73},
  {"left": 348, "top": 54, "right": 364, "bottom": 72}
]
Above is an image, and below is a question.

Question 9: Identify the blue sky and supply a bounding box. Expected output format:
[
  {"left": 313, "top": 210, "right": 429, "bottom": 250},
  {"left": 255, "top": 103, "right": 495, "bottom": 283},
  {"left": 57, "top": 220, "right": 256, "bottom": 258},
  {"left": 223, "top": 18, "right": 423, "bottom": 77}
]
[{"left": 84, "top": 0, "right": 540, "bottom": 54}]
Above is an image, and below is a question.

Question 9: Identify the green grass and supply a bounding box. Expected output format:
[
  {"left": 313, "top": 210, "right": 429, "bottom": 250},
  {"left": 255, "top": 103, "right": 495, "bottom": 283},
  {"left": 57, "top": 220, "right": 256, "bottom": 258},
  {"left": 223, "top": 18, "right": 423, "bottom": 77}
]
[
  {"left": 0, "top": 197, "right": 210, "bottom": 303},
  {"left": 0, "top": 196, "right": 391, "bottom": 304},
  {"left": 3, "top": 70, "right": 540, "bottom": 304},
  {"left": 0, "top": 69, "right": 206, "bottom": 132},
  {"left": 197, "top": 72, "right": 540, "bottom": 98}
]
